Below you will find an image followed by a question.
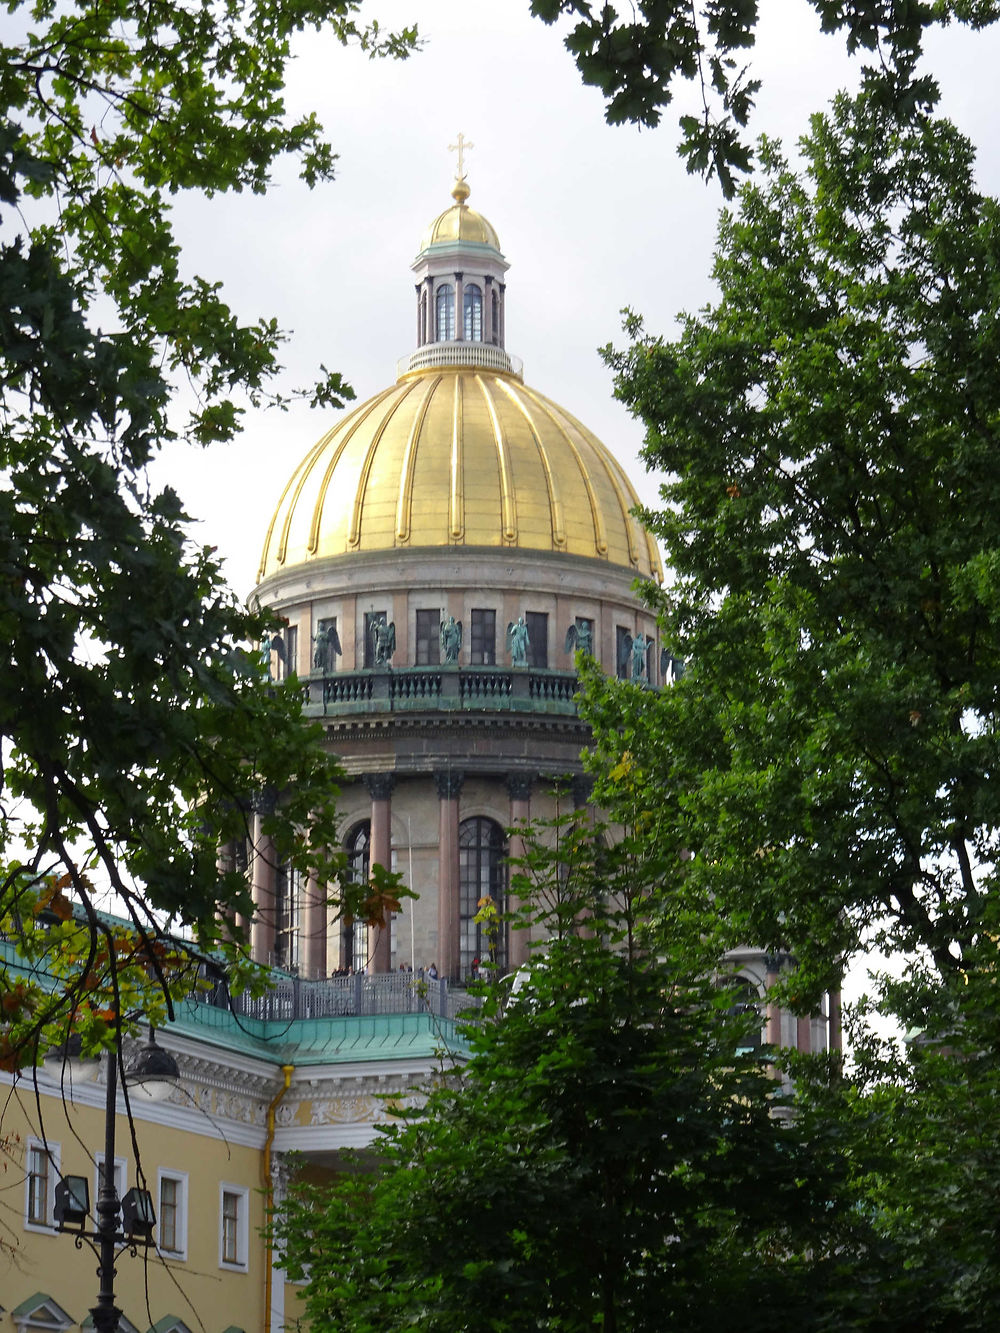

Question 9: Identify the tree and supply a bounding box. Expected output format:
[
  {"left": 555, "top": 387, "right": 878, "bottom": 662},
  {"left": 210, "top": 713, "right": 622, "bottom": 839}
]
[
  {"left": 0, "top": 1, "right": 416, "bottom": 1064},
  {"left": 592, "top": 92, "right": 1000, "bottom": 1009},
  {"left": 578, "top": 92, "right": 1000, "bottom": 1322},
  {"left": 529, "top": 0, "right": 1000, "bottom": 193},
  {"left": 278, "top": 812, "right": 877, "bottom": 1332}
]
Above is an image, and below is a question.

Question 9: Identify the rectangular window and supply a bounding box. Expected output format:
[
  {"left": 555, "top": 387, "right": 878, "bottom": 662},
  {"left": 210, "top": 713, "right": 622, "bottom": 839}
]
[
  {"left": 158, "top": 1171, "right": 187, "bottom": 1258},
  {"left": 94, "top": 1154, "right": 126, "bottom": 1221},
  {"left": 470, "top": 609, "right": 496, "bottom": 666},
  {"left": 525, "top": 612, "right": 548, "bottom": 669},
  {"left": 616, "top": 626, "right": 631, "bottom": 681},
  {"left": 274, "top": 862, "right": 301, "bottom": 972},
  {"left": 220, "top": 1184, "right": 249, "bottom": 1269},
  {"left": 364, "top": 611, "right": 387, "bottom": 668},
  {"left": 26, "top": 1140, "right": 57, "bottom": 1229},
  {"left": 415, "top": 609, "right": 440, "bottom": 665}
]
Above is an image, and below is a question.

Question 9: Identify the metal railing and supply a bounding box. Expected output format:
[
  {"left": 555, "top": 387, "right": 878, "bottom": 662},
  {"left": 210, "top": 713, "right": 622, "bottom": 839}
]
[
  {"left": 194, "top": 971, "right": 482, "bottom": 1024},
  {"left": 396, "top": 343, "right": 524, "bottom": 380}
]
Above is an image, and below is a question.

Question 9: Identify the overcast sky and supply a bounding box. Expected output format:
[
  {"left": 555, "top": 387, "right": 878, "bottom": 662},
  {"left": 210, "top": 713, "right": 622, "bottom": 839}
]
[{"left": 155, "top": 0, "right": 1000, "bottom": 598}]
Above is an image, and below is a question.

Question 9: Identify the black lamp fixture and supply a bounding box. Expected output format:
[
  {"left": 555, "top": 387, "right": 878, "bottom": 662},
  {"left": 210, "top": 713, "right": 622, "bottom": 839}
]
[
  {"left": 125, "top": 1028, "right": 180, "bottom": 1102},
  {"left": 52, "top": 1025, "right": 181, "bottom": 1333},
  {"left": 54, "top": 1174, "right": 90, "bottom": 1227}
]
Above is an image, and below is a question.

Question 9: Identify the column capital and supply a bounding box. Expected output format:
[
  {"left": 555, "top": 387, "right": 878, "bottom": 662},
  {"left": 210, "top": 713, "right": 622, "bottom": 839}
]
[
  {"left": 435, "top": 770, "right": 465, "bottom": 801},
  {"left": 506, "top": 772, "right": 535, "bottom": 803},
  {"left": 365, "top": 773, "right": 396, "bottom": 802}
]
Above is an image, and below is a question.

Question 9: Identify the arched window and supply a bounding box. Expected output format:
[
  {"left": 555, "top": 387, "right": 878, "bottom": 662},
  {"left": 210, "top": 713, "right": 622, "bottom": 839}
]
[
  {"left": 342, "top": 821, "right": 371, "bottom": 972},
  {"left": 459, "top": 817, "right": 506, "bottom": 978},
  {"left": 727, "top": 977, "right": 763, "bottom": 1055},
  {"left": 464, "top": 284, "right": 482, "bottom": 341},
  {"left": 491, "top": 290, "right": 499, "bottom": 343},
  {"left": 436, "top": 284, "right": 455, "bottom": 341}
]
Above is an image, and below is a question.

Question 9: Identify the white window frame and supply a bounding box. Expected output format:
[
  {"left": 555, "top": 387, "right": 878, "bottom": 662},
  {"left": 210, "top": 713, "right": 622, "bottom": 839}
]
[
  {"left": 94, "top": 1152, "right": 127, "bottom": 1213},
  {"left": 157, "top": 1168, "right": 189, "bottom": 1260},
  {"left": 24, "top": 1137, "right": 59, "bottom": 1233},
  {"left": 219, "top": 1181, "right": 250, "bottom": 1272}
]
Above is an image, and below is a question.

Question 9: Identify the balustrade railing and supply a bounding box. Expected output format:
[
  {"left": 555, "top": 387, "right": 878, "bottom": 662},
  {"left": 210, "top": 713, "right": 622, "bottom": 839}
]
[
  {"left": 311, "top": 665, "right": 579, "bottom": 718},
  {"left": 194, "top": 970, "right": 481, "bottom": 1023}
]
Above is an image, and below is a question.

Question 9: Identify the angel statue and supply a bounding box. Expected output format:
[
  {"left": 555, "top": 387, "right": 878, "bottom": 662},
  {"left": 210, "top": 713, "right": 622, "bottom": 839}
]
[
  {"left": 618, "top": 630, "right": 650, "bottom": 683},
  {"left": 660, "top": 647, "right": 686, "bottom": 685},
  {"left": 440, "top": 615, "right": 463, "bottom": 664},
  {"left": 631, "top": 632, "right": 650, "bottom": 681},
  {"left": 371, "top": 618, "right": 396, "bottom": 666},
  {"left": 564, "top": 619, "right": 594, "bottom": 658},
  {"left": 313, "top": 620, "right": 343, "bottom": 673},
  {"left": 507, "top": 616, "right": 530, "bottom": 667}
]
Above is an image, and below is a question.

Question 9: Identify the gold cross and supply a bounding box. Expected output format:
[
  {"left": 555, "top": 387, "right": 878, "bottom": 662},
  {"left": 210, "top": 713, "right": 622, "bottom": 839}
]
[{"left": 448, "top": 132, "right": 473, "bottom": 179}]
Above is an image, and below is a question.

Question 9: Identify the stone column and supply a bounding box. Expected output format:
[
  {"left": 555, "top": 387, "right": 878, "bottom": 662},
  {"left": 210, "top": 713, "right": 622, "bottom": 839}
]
[
  {"left": 435, "top": 770, "right": 464, "bottom": 981},
  {"left": 250, "top": 796, "right": 277, "bottom": 965},
  {"left": 499, "top": 282, "right": 506, "bottom": 347},
  {"left": 365, "top": 774, "right": 395, "bottom": 973},
  {"left": 764, "top": 953, "right": 785, "bottom": 1052},
  {"left": 506, "top": 773, "right": 534, "bottom": 971},
  {"left": 303, "top": 869, "right": 327, "bottom": 979},
  {"left": 796, "top": 1014, "right": 813, "bottom": 1054},
  {"left": 829, "top": 987, "right": 843, "bottom": 1054},
  {"left": 454, "top": 271, "right": 464, "bottom": 341}
]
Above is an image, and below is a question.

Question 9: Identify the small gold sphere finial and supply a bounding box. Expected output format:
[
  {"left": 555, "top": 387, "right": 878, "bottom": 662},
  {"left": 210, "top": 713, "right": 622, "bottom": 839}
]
[{"left": 451, "top": 177, "right": 471, "bottom": 204}]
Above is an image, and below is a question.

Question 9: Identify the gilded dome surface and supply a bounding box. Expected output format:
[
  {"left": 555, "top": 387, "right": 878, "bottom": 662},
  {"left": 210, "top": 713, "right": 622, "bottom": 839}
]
[
  {"left": 419, "top": 200, "right": 501, "bottom": 252},
  {"left": 258, "top": 368, "right": 662, "bottom": 583}
]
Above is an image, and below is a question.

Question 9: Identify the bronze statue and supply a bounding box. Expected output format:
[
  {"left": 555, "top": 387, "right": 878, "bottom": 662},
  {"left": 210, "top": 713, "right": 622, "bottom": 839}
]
[
  {"left": 507, "top": 616, "right": 530, "bottom": 667},
  {"left": 564, "top": 619, "right": 593, "bottom": 657},
  {"left": 440, "top": 615, "right": 463, "bottom": 664},
  {"left": 660, "top": 646, "right": 686, "bottom": 684},
  {"left": 631, "top": 632, "right": 649, "bottom": 681},
  {"left": 313, "top": 620, "right": 342, "bottom": 672},
  {"left": 372, "top": 618, "right": 396, "bottom": 666}
]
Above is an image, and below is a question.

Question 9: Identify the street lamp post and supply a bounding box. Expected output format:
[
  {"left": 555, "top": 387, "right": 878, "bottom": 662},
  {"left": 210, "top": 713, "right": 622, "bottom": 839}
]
[{"left": 52, "top": 1028, "right": 180, "bottom": 1333}]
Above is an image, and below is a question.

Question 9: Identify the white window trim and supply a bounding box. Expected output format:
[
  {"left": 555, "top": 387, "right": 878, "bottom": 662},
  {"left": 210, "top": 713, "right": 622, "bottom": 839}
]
[
  {"left": 24, "top": 1138, "right": 60, "bottom": 1234},
  {"left": 218, "top": 1181, "right": 250, "bottom": 1272},
  {"left": 94, "top": 1152, "right": 127, "bottom": 1213},
  {"left": 157, "top": 1168, "right": 189, "bottom": 1261}
]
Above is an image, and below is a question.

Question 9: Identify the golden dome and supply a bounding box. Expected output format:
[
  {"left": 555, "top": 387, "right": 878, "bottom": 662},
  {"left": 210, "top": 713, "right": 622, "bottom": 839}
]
[
  {"left": 419, "top": 181, "right": 501, "bottom": 252},
  {"left": 258, "top": 368, "right": 662, "bottom": 583}
]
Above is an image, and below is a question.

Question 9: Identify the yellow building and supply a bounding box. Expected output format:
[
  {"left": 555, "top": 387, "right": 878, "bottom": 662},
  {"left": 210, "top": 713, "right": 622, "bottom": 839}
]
[{"left": 1, "top": 943, "right": 466, "bottom": 1332}]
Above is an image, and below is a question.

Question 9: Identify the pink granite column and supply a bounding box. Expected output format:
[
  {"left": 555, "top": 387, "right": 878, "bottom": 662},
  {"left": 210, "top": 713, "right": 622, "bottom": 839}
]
[
  {"left": 303, "top": 869, "right": 327, "bottom": 979},
  {"left": 506, "top": 773, "right": 534, "bottom": 971},
  {"left": 764, "top": 953, "right": 784, "bottom": 1051},
  {"left": 796, "top": 1014, "right": 813, "bottom": 1054},
  {"left": 436, "top": 770, "right": 464, "bottom": 981},
  {"left": 250, "top": 803, "right": 276, "bottom": 965},
  {"left": 364, "top": 774, "right": 395, "bottom": 973}
]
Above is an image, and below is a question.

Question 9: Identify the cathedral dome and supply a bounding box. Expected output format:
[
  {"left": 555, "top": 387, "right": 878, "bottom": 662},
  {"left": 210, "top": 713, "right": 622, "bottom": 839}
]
[
  {"left": 418, "top": 178, "right": 501, "bottom": 253},
  {"left": 257, "top": 366, "right": 662, "bottom": 582}
]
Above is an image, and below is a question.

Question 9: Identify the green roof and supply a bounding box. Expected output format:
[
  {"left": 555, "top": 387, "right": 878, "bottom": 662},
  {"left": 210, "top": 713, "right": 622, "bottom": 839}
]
[{"left": 171, "top": 998, "right": 470, "bottom": 1066}]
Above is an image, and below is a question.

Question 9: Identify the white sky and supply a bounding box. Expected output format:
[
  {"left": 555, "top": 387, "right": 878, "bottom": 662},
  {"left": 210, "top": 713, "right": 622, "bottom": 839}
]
[{"left": 155, "top": 0, "right": 1000, "bottom": 597}]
